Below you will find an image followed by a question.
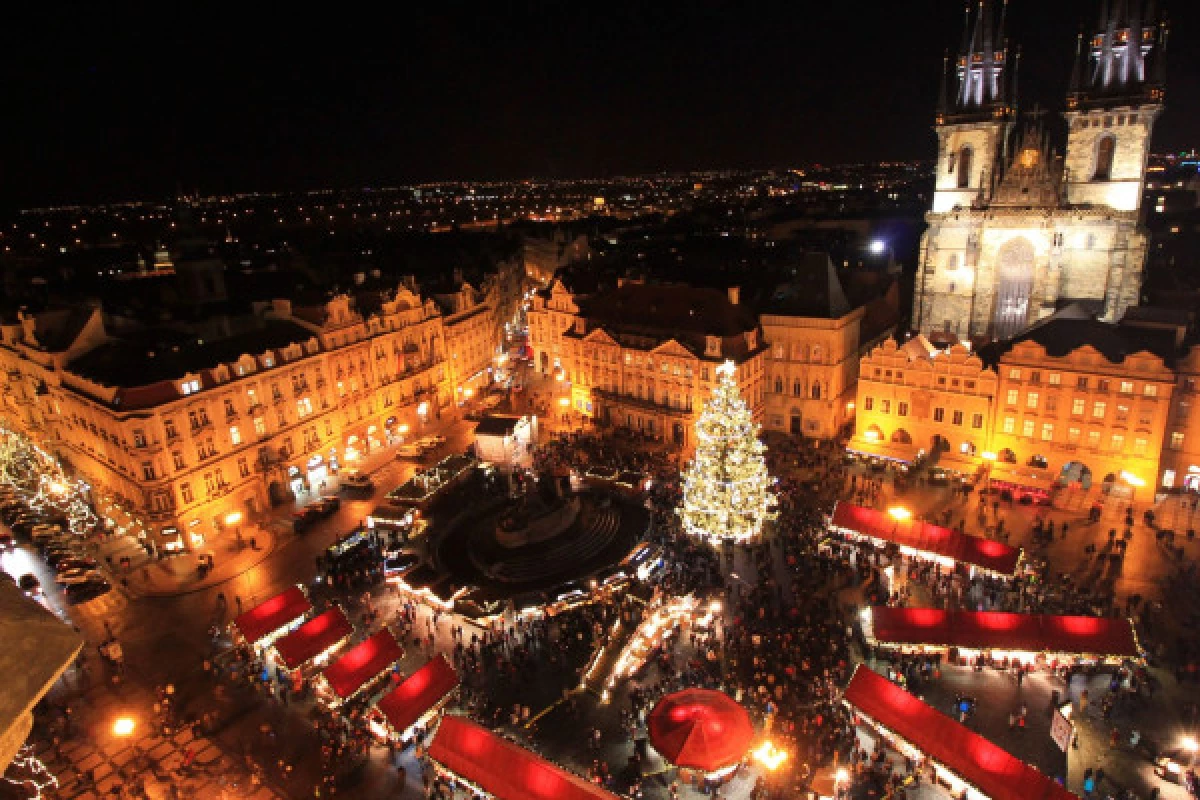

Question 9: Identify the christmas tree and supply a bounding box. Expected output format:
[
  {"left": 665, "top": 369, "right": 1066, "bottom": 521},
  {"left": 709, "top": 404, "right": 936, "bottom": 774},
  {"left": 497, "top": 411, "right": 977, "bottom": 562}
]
[{"left": 677, "top": 361, "right": 777, "bottom": 543}]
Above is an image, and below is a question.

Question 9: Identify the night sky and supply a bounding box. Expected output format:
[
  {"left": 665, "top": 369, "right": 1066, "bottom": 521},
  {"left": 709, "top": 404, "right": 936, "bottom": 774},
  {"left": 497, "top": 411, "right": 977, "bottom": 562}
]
[{"left": 2, "top": 0, "right": 1195, "bottom": 208}]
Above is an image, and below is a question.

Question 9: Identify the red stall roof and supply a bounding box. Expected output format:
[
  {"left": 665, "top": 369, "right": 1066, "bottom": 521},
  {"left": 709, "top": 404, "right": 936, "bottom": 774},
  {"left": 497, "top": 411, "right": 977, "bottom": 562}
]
[
  {"left": 831, "top": 503, "right": 1022, "bottom": 575},
  {"left": 869, "top": 607, "right": 1139, "bottom": 659},
  {"left": 322, "top": 629, "right": 404, "bottom": 700},
  {"left": 273, "top": 608, "right": 354, "bottom": 670},
  {"left": 843, "top": 666, "right": 1077, "bottom": 800},
  {"left": 233, "top": 587, "right": 312, "bottom": 645},
  {"left": 376, "top": 655, "right": 460, "bottom": 734},
  {"left": 429, "top": 715, "right": 619, "bottom": 800}
]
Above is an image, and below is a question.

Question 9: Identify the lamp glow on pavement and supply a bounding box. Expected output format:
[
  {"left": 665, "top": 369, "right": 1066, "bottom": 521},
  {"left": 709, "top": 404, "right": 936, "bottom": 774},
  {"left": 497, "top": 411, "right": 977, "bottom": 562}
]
[{"left": 113, "top": 717, "right": 135, "bottom": 737}]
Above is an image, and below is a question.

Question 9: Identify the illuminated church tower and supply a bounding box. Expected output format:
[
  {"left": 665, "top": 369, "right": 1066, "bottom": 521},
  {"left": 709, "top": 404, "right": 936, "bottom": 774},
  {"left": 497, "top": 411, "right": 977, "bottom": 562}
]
[{"left": 914, "top": 0, "right": 1167, "bottom": 341}]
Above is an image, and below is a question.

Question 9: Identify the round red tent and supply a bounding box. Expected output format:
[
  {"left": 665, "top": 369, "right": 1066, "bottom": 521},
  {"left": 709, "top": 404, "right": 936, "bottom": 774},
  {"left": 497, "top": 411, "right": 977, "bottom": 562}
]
[{"left": 648, "top": 689, "right": 755, "bottom": 773}]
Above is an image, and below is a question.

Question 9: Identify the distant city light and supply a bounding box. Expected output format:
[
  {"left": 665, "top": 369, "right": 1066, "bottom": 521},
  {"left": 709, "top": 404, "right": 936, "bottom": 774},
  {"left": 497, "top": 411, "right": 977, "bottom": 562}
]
[{"left": 869, "top": 239, "right": 886, "bottom": 254}]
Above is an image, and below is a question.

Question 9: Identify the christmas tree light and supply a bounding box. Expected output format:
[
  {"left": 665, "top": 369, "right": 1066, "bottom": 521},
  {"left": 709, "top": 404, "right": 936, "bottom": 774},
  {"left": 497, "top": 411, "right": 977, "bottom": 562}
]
[{"left": 677, "top": 360, "right": 777, "bottom": 543}]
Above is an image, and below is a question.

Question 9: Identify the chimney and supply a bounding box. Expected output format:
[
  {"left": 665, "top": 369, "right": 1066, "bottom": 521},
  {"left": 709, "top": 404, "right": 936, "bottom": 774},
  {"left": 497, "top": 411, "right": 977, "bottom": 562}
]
[{"left": 727, "top": 286, "right": 741, "bottom": 305}]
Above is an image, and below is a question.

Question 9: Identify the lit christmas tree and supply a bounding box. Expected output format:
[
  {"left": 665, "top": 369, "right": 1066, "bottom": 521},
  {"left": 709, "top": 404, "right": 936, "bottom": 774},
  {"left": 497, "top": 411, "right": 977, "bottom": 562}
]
[{"left": 677, "top": 360, "right": 777, "bottom": 543}]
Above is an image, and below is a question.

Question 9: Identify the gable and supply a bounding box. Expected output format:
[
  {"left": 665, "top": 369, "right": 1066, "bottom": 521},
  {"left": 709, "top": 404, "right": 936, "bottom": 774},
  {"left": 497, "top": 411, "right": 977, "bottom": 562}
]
[{"left": 650, "top": 339, "right": 695, "bottom": 359}]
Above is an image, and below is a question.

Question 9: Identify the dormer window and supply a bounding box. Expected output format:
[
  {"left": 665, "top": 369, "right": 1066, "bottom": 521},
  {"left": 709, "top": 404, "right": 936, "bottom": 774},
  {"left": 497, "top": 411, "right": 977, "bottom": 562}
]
[{"left": 180, "top": 379, "right": 200, "bottom": 395}]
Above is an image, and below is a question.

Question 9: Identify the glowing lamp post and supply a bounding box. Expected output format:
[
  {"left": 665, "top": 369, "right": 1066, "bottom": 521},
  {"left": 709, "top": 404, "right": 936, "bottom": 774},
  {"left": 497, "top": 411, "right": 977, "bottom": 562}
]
[
  {"left": 225, "top": 511, "right": 244, "bottom": 549},
  {"left": 113, "top": 717, "right": 135, "bottom": 737},
  {"left": 752, "top": 741, "right": 788, "bottom": 772},
  {"left": 1120, "top": 470, "right": 1145, "bottom": 505},
  {"left": 887, "top": 506, "right": 912, "bottom": 522},
  {"left": 981, "top": 451, "right": 996, "bottom": 494}
]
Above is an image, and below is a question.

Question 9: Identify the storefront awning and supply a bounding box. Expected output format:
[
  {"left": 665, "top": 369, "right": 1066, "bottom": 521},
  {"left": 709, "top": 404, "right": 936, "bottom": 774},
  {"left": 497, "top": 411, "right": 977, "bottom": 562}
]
[
  {"left": 273, "top": 608, "right": 354, "bottom": 670},
  {"left": 843, "top": 666, "right": 1076, "bottom": 800},
  {"left": 376, "top": 655, "right": 459, "bottom": 735},
  {"left": 429, "top": 715, "right": 620, "bottom": 800},
  {"left": 866, "top": 607, "right": 1139, "bottom": 659},
  {"left": 322, "top": 629, "right": 404, "bottom": 700},
  {"left": 831, "top": 502, "right": 1022, "bottom": 576},
  {"left": 233, "top": 587, "right": 311, "bottom": 645}
]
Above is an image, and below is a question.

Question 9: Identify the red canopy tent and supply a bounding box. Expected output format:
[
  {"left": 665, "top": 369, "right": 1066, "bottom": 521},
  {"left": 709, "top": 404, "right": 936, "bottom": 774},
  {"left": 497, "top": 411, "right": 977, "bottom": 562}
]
[
  {"left": 232, "top": 587, "right": 311, "bottom": 645},
  {"left": 830, "top": 502, "right": 1022, "bottom": 576},
  {"left": 321, "top": 629, "right": 404, "bottom": 701},
  {"left": 376, "top": 655, "right": 459, "bottom": 735},
  {"left": 273, "top": 608, "right": 354, "bottom": 670},
  {"left": 843, "top": 665, "right": 1077, "bottom": 800},
  {"left": 428, "top": 714, "right": 619, "bottom": 800},
  {"left": 647, "top": 689, "right": 755, "bottom": 773},
  {"left": 867, "top": 606, "right": 1139, "bottom": 659}
]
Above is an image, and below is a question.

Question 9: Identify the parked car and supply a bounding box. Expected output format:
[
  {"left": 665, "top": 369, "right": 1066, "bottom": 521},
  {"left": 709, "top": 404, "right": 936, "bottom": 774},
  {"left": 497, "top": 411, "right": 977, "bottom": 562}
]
[
  {"left": 55, "top": 557, "right": 99, "bottom": 573},
  {"left": 292, "top": 506, "right": 323, "bottom": 532},
  {"left": 46, "top": 548, "right": 88, "bottom": 568},
  {"left": 339, "top": 471, "right": 374, "bottom": 493},
  {"left": 396, "top": 444, "right": 425, "bottom": 460},
  {"left": 313, "top": 496, "right": 341, "bottom": 516},
  {"left": 56, "top": 568, "right": 106, "bottom": 586},
  {"left": 65, "top": 577, "right": 111, "bottom": 604},
  {"left": 416, "top": 435, "right": 446, "bottom": 450},
  {"left": 17, "top": 574, "right": 40, "bottom": 595}
]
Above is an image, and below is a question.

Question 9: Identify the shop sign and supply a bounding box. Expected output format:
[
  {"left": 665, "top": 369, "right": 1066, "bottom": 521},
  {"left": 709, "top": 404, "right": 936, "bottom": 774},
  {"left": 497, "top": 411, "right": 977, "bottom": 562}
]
[{"left": 1050, "top": 705, "right": 1073, "bottom": 752}]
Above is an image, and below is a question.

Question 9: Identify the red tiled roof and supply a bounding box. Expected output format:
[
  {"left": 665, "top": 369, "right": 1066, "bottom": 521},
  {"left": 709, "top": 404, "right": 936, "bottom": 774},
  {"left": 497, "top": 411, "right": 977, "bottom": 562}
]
[
  {"left": 830, "top": 503, "right": 1022, "bottom": 575},
  {"left": 272, "top": 608, "right": 354, "bottom": 670},
  {"left": 232, "top": 587, "right": 311, "bottom": 645},
  {"left": 321, "top": 629, "right": 403, "bottom": 700},
  {"left": 868, "top": 607, "right": 1138, "bottom": 659},
  {"left": 429, "top": 715, "right": 620, "bottom": 800},
  {"left": 376, "top": 655, "right": 459, "bottom": 734},
  {"left": 843, "top": 666, "right": 1078, "bottom": 800}
]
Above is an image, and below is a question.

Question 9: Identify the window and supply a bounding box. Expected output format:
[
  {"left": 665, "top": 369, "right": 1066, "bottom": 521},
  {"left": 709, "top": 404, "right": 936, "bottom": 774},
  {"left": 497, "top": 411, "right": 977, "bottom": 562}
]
[
  {"left": 1115, "top": 404, "right": 1129, "bottom": 423},
  {"left": 141, "top": 463, "right": 156, "bottom": 481},
  {"left": 957, "top": 144, "right": 973, "bottom": 188},
  {"left": 1144, "top": 384, "right": 1158, "bottom": 397},
  {"left": 253, "top": 417, "right": 266, "bottom": 436},
  {"left": 1120, "top": 381, "right": 1134, "bottom": 395},
  {"left": 224, "top": 398, "right": 236, "bottom": 416},
  {"left": 933, "top": 407, "right": 945, "bottom": 422},
  {"left": 164, "top": 419, "right": 178, "bottom": 439},
  {"left": 1022, "top": 419, "right": 1036, "bottom": 437},
  {"left": 1077, "top": 376, "right": 1089, "bottom": 389},
  {"left": 1046, "top": 395, "right": 1057, "bottom": 413},
  {"left": 1026, "top": 392, "right": 1039, "bottom": 409},
  {"left": 180, "top": 379, "right": 200, "bottom": 396},
  {"left": 881, "top": 400, "right": 891, "bottom": 414},
  {"left": 952, "top": 410, "right": 964, "bottom": 426},
  {"left": 172, "top": 452, "right": 185, "bottom": 470},
  {"left": 1006, "top": 389, "right": 1019, "bottom": 405},
  {"left": 1097, "top": 379, "right": 1110, "bottom": 392},
  {"left": 1041, "top": 423, "right": 1054, "bottom": 441},
  {"left": 229, "top": 426, "right": 241, "bottom": 446},
  {"left": 1093, "top": 401, "right": 1107, "bottom": 418},
  {"left": 1138, "top": 409, "right": 1152, "bottom": 427},
  {"left": 188, "top": 411, "right": 200, "bottom": 430},
  {"left": 1029, "top": 371, "right": 1041, "bottom": 384},
  {"left": 238, "top": 457, "right": 250, "bottom": 478},
  {"left": 1072, "top": 398, "right": 1086, "bottom": 415},
  {"left": 898, "top": 402, "right": 909, "bottom": 417},
  {"left": 133, "top": 429, "right": 147, "bottom": 448},
  {"left": 1008, "top": 368, "right": 1022, "bottom": 380},
  {"left": 1133, "top": 437, "right": 1148, "bottom": 455},
  {"left": 1068, "top": 426, "right": 1081, "bottom": 443},
  {"left": 1049, "top": 373, "right": 1061, "bottom": 386},
  {"left": 864, "top": 397, "right": 874, "bottom": 411},
  {"left": 972, "top": 413, "right": 983, "bottom": 429},
  {"left": 181, "top": 483, "right": 194, "bottom": 504},
  {"left": 1002, "top": 416, "right": 1015, "bottom": 433},
  {"left": 774, "top": 377, "right": 783, "bottom": 394},
  {"left": 1093, "top": 135, "right": 1115, "bottom": 181},
  {"left": 793, "top": 380, "right": 802, "bottom": 397},
  {"left": 1111, "top": 433, "right": 1125, "bottom": 451},
  {"left": 1170, "top": 432, "right": 1185, "bottom": 450}
]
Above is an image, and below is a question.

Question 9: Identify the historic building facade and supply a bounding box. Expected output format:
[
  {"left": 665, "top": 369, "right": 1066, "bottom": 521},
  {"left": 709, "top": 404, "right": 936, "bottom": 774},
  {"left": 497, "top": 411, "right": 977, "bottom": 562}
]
[{"left": 913, "top": 1, "right": 1167, "bottom": 340}]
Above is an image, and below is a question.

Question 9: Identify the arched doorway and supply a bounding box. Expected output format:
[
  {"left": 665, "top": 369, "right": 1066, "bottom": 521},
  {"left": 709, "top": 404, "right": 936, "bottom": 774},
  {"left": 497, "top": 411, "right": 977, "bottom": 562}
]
[
  {"left": 672, "top": 422, "right": 685, "bottom": 446},
  {"left": 864, "top": 424, "right": 884, "bottom": 442},
  {"left": 930, "top": 434, "right": 949, "bottom": 453},
  {"left": 891, "top": 429, "right": 912, "bottom": 444},
  {"left": 999, "top": 448, "right": 1017, "bottom": 463},
  {"left": 1059, "top": 461, "right": 1093, "bottom": 489},
  {"left": 790, "top": 411, "right": 802, "bottom": 435},
  {"left": 993, "top": 237, "right": 1035, "bottom": 341}
]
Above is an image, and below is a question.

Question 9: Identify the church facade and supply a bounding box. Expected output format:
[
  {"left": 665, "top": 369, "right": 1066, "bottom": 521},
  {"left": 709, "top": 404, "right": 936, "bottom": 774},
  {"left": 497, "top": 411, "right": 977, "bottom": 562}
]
[{"left": 913, "top": 0, "right": 1167, "bottom": 341}]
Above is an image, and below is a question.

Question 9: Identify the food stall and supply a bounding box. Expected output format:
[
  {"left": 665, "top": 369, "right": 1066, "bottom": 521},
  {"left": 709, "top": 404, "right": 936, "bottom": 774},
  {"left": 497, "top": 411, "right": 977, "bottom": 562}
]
[
  {"left": 231, "top": 586, "right": 312, "bottom": 649},
  {"left": 369, "top": 655, "right": 460, "bottom": 745},
  {"left": 314, "top": 629, "right": 404, "bottom": 707},
  {"left": 473, "top": 414, "right": 537, "bottom": 468},
  {"left": 271, "top": 607, "right": 355, "bottom": 674}
]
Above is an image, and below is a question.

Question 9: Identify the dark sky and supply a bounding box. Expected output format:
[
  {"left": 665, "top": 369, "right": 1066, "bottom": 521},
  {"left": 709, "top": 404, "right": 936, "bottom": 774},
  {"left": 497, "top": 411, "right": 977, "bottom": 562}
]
[{"left": 2, "top": 0, "right": 1195, "bottom": 208}]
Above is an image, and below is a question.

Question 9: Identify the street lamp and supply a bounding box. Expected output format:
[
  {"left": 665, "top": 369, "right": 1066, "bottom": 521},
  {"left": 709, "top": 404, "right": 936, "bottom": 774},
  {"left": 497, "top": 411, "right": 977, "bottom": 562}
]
[
  {"left": 887, "top": 506, "right": 912, "bottom": 521},
  {"left": 1120, "top": 470, "right": 1145, "bottom": 505},
  {"left": 752, "top": 741, "right": 788, "bottom": 771},
  {"left": 225, "top": 511, "right": 244, "bottom": 549},
  {"left": 113, "top": 717, "right": 135, "bottom": 737},
  {"left": 981, "top": 451, "right": 997, "bottom": 494}
]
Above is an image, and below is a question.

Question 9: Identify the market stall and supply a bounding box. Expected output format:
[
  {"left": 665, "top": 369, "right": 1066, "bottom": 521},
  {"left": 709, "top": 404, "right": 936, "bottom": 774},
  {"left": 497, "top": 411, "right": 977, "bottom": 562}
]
[
  {"left": 842, "top": 665, "right": 1076, "bottom": 800},
  {"left": 370, "top": 654, "right": 459, "bottom": 744},
  {"left": 428, "top": 714, "right": 620, "bottom": 800},
  {"left": 830, "top": 502, "right": 1022, "bottom": 577},
  {"left": 473, "top": 414, "right": 537, "bottom": 468},
  {"left": 601, "top": 595, "right": 701, "bottom": 692},
  {"left": 272, "top": 607, "right": 355, "bottom": 673},
  {"left": 316, "top": 629, "right": 404, "bottom": 706},
  {"left": 648, "top": 688, "right": 756, "bottom": 782},
  {"left": 231, "top": 586, "right": 312, "bottom": 648},
  {"left": 862, "top": 606, "right": 1140, "bottom": 666}
]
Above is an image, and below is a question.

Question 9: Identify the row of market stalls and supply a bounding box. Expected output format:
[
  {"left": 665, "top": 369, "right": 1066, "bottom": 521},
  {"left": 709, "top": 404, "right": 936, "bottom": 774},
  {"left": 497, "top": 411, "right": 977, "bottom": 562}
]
[
  {"left": 829, "top": 502, "right": 1023, "bottom": 577},
  {"left": 862, "top": 606, "right": 1141, "bottom": 667},
  {"left": 843, "top": 665, "right": 1076, "bottom": 800}
]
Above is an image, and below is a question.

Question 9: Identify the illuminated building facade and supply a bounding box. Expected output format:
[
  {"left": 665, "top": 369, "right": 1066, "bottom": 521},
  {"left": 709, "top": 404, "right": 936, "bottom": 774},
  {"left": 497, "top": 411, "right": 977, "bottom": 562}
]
[{"left": 914, "top": 1, "right": 1167, "bottom": 339}]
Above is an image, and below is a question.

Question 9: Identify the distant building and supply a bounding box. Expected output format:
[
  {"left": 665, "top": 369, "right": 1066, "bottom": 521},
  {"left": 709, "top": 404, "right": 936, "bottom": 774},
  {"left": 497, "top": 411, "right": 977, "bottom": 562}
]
[{"left": 914, "top": 1, "right": 1167, "bottom": 340}]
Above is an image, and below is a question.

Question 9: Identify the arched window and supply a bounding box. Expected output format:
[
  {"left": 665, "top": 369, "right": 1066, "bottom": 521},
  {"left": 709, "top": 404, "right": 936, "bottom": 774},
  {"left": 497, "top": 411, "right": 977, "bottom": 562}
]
[
  {"left": 957, "top": 145, "right": 973, "bottom": 189},
  {"left": 1093, "top": 136, "right": 1115, "bottom": 181}
]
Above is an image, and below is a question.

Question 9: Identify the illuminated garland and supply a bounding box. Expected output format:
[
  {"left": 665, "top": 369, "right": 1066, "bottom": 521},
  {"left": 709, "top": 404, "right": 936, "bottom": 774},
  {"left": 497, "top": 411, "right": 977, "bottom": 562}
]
[
  {"left": 4, "top": 746, "right": 58, "bottom": 800},
  {"left": 0, "top": 426, "right": 98, "bottom": 537},
  {"left": 676, "top": 361, "right": 777, "bottom": 543}
]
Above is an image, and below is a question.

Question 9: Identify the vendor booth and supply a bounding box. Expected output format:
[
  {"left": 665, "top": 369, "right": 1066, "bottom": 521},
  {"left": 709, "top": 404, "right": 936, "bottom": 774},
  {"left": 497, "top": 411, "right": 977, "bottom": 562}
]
[
  {"left": 428, "top": 714, "right": 620, "bottom": 800},
  {"left": 648, "top": 688, "right": 755, "bottom": 783},
  {"left": 317, "top": 629, "right": 404, "bottom": 706},
  {"left": 862, "top": 606, "right": 1140, "bottom": 666},
  {"left": 272, "top": 607, "right": 355, "bottom": 672},
  {"left": 371, "top": 654, "right": 459, "bottom": 744},
  {"left": 830, "top": 502, "right": 1022, "bottom": 577},
  {"left": 473, "top": 414, "right": 537, "bottom": 468},
  {"left": 842, "top": 665, "right": 1075, "bottom": 800},
  {"left": 232, "top": 586, "right": 312, "bottom": 648}
]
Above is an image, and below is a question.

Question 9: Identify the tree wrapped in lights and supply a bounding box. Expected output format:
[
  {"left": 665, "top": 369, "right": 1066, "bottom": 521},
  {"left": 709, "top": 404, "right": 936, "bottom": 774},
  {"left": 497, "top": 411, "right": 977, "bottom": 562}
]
[{"left": 677, "top": 361, "right": 777, "bottom": 543}]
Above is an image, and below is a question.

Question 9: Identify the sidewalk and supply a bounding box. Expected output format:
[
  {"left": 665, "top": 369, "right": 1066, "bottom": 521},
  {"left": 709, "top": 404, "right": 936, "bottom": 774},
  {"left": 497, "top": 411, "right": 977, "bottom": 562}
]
[{"left": 108, "top": 525, "right": 278, "bottom": 598}]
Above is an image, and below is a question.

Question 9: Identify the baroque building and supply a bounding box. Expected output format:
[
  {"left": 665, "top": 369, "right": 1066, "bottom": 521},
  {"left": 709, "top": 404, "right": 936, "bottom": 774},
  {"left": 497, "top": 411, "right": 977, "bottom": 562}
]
[{"left": 913, "top": 0, "right": 1167, "bottom": 340}]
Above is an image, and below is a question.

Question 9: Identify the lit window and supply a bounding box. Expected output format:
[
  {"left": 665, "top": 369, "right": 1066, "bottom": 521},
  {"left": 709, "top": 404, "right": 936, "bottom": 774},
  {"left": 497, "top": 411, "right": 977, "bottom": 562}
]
[
  {"left": 1026, "top": 392, "right": 1039, "bottom": 409},
  {"left": 1022, "top": 419, "right": 1035, "bottom": 437},
  {"left": 1067, "top": 427, "right": 1081, "bottom": 443},
  {"left": 1003, "top": 416, "right": 1015, "bottom": 434},
  {"left": 1143, "top": 384, "right": 1157, "bottom": 397},
  {"left": 1133, "top": 438, "right": 1147, "bottom": 455},
  {"left": 229, "top": 426, "right": 241, "bottom": 446},
  {"left": 1087, "top": 430, "right": 1101, "bottom": 447},
  {"left": 1008, "top": 368, "right": 1021, "bottom": 380},
  {"left": 1170, "top": 431, "right": 1185, "bottom": 450},
  {"left": 1006, "top": 389, "right": 1019, "bottom": 405},
  {"left": 1120, "top": 381, "right": 1134, "bottom": 394},
  {"left": 1111, "top": 433, "right": 1125, "bottom": 451},
  {"left": 1041, "top": 423, "right": 1054, "bottom": 441},
  {"left": 1072, "top": 398, "right": 1085, "bottom": 415},
  {"left": 1093, "top": 401, "right": 1107, "bottom": 418},
  {"left": 1049, "top": 373, "right": 1061, "bottom": 386}
]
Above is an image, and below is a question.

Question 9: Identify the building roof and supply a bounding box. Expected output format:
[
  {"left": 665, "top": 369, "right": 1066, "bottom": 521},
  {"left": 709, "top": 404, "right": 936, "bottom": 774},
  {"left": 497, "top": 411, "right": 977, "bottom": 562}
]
[
  {"left": 760, "top": 252, "right": 852, "bottom": 318},
  {"left": 375, "top": 655, "right": 459, "bottom": 735},
  {"left": 577, "top": 282, "right": 758, "bottom": 339},
  {"left": 321, "top": 629, "right": 404, "bottom": 700},
  {"left": 978, "top": 311, "right": 1180, "bottom": 368},
  {"left": 474, "top": 414, "right": 525, "bottom": 437},
  {"left": 272, "top": 608, "right": 354, "bottom": 670},
  {"left": 233, "top": 587, "right": 312, "bottom": 645},
  {"left": 830, "top": 502, "right": 1022, "bottom": 576},
  {"left": 867, "top": 606, "right": 1139, "bottom": 659},
  {"left": 428, "top": 715, "right": 620, "bottom": 800},
  {"left": 843, "top": 665, "right": 1076, "bottom": 800}
]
